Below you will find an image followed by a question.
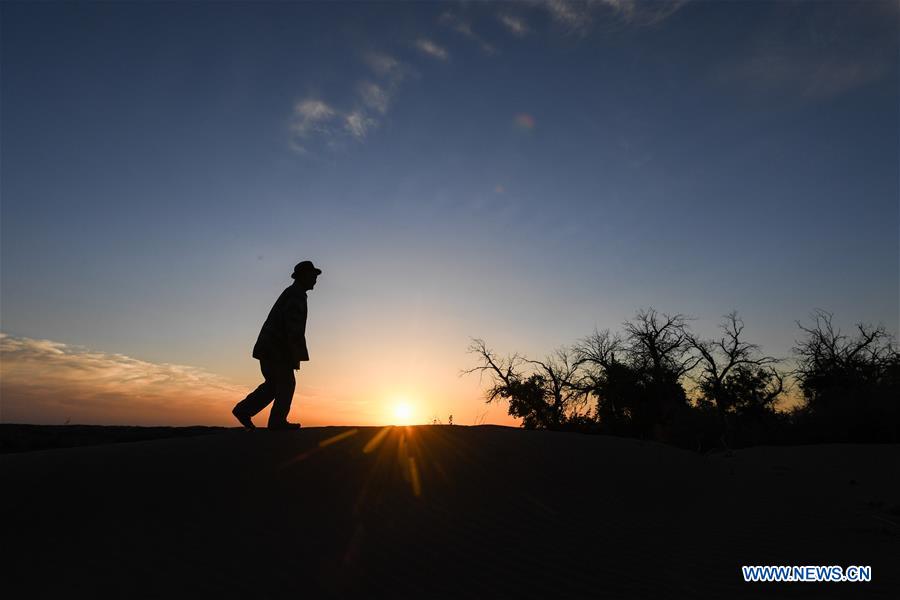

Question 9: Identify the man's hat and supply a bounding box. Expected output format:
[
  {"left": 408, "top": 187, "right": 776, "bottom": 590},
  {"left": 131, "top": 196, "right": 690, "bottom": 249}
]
[{"left": 291, "top": 260, "right": 322, "bottom": 279}]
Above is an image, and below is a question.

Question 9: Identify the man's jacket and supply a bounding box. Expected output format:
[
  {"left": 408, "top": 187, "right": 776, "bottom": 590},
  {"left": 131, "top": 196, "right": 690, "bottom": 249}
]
[{"left": 252, "top": 283, "right": 309, "bottom": 369}]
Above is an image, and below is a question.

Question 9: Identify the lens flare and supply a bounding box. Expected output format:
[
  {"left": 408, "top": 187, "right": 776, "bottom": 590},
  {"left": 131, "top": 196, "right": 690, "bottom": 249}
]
[{"left": 514, "top": 112, "right": 535, "bottom": 130}]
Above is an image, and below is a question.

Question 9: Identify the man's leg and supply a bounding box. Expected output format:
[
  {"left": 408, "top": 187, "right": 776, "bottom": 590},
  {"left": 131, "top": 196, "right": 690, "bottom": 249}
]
[
  {"left": 233, "top": 361, "right": 277, "bottom": 425},
  {"left": 266, "top": 362, "right": 297, "bottom": 427}
]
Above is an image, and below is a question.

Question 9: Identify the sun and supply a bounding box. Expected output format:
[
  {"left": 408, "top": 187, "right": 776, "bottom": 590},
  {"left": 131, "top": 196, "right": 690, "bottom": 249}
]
[{"left": 393, "top": 402, "right": 413, "bottom": 425}]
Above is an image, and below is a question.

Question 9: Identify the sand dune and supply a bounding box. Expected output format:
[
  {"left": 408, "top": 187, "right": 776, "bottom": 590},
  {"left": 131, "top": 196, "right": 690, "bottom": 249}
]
[{"left": 2, "top": 426, "right": 897, "bottom": 598}]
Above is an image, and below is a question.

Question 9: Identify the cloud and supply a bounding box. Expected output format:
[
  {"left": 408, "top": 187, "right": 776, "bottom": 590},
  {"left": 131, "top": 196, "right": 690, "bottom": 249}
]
[
  {"left": 715, "top": 3, "right": 893, "bottom": 103},
  {"left": 541, "top": 0, "right": 685, "bottom": 34},
  {"left": 294, "top": 98, "right": 335, "bottom": 122},
  {"left": 545, "top": 0, "right": 594, "bottom": 33},
  {"left": 358, "top": 81, "right": 390, "bottom": 115},
  {"left": 0, "top": 333, "right": 246, "bottom": 426},
  {"left": 344, "top": 110, "right": 377, "bottom": 139},
  {"left": 363, "top": 51, "right": 404, "bottom": 80},
  {"left": 439, "top": 11, "right": 495, "bottom": 53},
  {"left": 498, "top": 13, "right": 530, "bottom": 37},
  {"left": 415, "top": 38, "right": 450, "bottom": 61},
  {"left": 289, "top": 51, "right": 410, "bottom": 153},
  {"left": 724, "top": 51, "right": 888, "bottom": 100},
  {"left": 290, "top": 95, "right": 379, "bottom": 151},
  {"left": 603, "top": 0, "right": 687, "bottom": 26},
  {"left": 289, "top": 99, "right": 341, "bottom": 152}
]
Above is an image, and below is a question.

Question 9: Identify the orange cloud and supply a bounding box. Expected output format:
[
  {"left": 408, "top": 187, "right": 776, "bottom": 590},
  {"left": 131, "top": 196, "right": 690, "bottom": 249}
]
[{"left": 0, "top": 333, "right": 244, "bottom": 426}]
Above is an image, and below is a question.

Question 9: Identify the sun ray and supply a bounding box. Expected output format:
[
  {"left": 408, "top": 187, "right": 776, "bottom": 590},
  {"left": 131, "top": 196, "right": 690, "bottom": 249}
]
[
  {"left": 363, "top": 426, "right": 392, "bottom": 454},
  {"left": 318, "top": 428, "right": 358, "bottom": 447}
]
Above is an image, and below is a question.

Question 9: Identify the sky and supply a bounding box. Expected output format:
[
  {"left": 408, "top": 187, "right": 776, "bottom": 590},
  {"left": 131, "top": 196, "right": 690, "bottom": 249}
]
[{"left": 1, "top": 0, "right": 898, "bottom": 427}]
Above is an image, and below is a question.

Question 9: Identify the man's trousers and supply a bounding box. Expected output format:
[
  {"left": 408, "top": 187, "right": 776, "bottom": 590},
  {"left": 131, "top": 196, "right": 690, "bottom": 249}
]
[{"left": 234, "top": 360, "right": 296, "bottom": 426}]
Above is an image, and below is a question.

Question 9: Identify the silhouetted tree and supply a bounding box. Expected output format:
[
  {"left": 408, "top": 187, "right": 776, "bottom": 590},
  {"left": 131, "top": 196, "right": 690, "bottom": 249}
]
[
  {"left": 526, "top": 347, "right": 590, "bottom": 429},
  {"left": 468, "top": 308, "right": 896, "bottom": 448},
  {"left": 620, "top": 309, "right": 698, "bottom": 440},
  {"left": 718, "top": 364, "right": 783, "bottom": 418},
  {"left": 687, "top": 312, "right": 782, "bottom": 448},
  {"left": 574, "top": 312, "right": 699, "bottom": 441},
  {"left": 574, "top": 329, "right": 627, "bottom": 433},
  {"left": 464, "top": 339, "right": 586, "bottom": 430},
  {"left": 793, "top": 311, "right": 899, "bottom": 442}
]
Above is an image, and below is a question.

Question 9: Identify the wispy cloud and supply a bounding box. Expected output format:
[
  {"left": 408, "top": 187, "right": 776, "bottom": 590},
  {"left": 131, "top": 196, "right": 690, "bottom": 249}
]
[
  {"left": 344, "top": 110, "right": 377, "bottom": 139},
  {"left": 715, "top": 3, "right": 892, "bottom": 103},
  {"left": 289, "top": 99, "right": 341, "bottom": 152},
  {"left": 345, "top": 50, "right": 409, "bottom": 140},
  {"left": 363, "top": 51, "right": 403, "bottom": 79},
  {"left": 738, "top": 51, "right": 885, "bottom": 99},
  {"left": 415, "top": 38, "right": 450, "bottom": 61},
  {"left": 498, "top": 13, "right": 530, "bottom": 37},
  {"left": 289, "top": 51, "right": 410, "bottom": 154},
  {"left": 545, "top": 0, "right": 594, "bottom": 33},
  {"left": 542, "top": 0, "right": 685, "bottom": 34},
  {"left": 0, "top": 333, "right": 245, "bottom": 425},
  {"left": 720, "top": 50, "right": 888, "bottom": 100},
  {"left": 596, "top": 0, "right": 685, "bottom": 25},
  {"left": 358, "top": 81, "right": 390, "bottom": 115},
  {"left": 439, "top": 11, "right": 495, "bottom": 54}
]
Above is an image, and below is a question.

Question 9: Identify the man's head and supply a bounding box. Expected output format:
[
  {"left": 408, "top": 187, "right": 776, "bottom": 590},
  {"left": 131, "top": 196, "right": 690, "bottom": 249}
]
[{"left": 291, "top": 260, "right": 322, "bottom": 291}]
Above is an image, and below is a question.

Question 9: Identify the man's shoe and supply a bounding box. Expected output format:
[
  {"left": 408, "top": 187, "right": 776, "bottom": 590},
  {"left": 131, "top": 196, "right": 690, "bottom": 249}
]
[
  {"left": 232, "top": 407, "right": 256, "bottom": 430},
  {"left": 268, "top": 421, "right": 302, "bottom": 431}
]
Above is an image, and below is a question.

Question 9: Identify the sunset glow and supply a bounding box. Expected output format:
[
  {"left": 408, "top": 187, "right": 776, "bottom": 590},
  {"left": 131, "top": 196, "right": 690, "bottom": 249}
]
[
  {"left": 1, "top": 3, "right": 896, "bottom": 598},
  {"left": 392, "top": 401, "right": 414, "bottom": 425},
  {"left": 1, "top": 1, "right": 896, "bottom": 430}
]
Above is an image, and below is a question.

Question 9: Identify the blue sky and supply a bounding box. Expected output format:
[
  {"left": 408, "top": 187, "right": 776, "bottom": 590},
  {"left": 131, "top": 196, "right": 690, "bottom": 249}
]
[{"left": 1, "top": 1, "right": 897, "bottom": 426}]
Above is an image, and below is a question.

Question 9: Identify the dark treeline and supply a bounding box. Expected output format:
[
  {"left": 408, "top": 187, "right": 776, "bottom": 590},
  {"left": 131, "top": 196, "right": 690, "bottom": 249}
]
[{"left": 466, "top": 309, "right": 899, "bottom": 450}]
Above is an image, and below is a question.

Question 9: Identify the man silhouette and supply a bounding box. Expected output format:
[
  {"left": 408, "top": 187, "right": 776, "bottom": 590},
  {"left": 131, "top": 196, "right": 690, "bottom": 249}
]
[{"left": 232, "top": 260, "right": 321, "bottom": 430}]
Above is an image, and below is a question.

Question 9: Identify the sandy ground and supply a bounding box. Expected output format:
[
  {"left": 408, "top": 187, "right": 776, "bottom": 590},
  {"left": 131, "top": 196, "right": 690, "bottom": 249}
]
[
  {"left": 1, "top": 425, "right": 897, "bottom": 598},
  {"left": 0, "top": 424, "right": 227, "bottom": 453}
]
